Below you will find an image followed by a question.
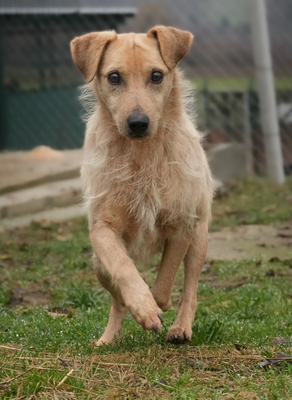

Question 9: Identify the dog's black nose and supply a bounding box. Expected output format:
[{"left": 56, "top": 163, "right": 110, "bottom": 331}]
[{"left": 127, "top": 113, "right": 149, "bottom": 138}]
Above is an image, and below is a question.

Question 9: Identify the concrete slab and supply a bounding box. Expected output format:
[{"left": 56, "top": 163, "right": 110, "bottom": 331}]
[
  {"left": 0, "top": 204, "right": 85, "bottom": 233},
  {"left": 0, "top": 147, "right": 82, "bottom": 194},
  {"left": 0, "top": 178, "right": 82, "bottom": 219}
]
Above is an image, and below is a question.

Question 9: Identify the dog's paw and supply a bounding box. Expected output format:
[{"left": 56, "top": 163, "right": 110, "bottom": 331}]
[
  {"left": 91, "top": 338, "right": 113, "bottom": 347},
  {"left": 126, "top": 291, "right": 163, "bottom": 331},
  {"left": 166, "top": 326, "right": 192, "bottom": 345}
]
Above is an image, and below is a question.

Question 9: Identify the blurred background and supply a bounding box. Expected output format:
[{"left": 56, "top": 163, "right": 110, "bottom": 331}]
[
  {"left": 1, "top": 0, "right": 292, "bottom": 172},
  {"left": 0, "top": 0, "right": 292, "bottom": 229}
]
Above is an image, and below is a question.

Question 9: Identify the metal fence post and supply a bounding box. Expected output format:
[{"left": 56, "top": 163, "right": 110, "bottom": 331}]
[
  {"left": 249, "top": 0, "right": 285, "bottom": 184},
  {"left": 242, "top": 90, "right": 254, "bottom": 175},
  {"left": 0, "top": 17, "right": 7, "bottom": 151}
]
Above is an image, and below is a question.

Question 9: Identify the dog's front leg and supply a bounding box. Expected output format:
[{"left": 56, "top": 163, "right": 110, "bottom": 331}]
[
  {"left": 151, "top": 236, "right": 191, "bottom": 311},
  {"left": 90, "top": 226, "right": 162, "bottom": 332},
  {"left": 167, "top": 220, "right": 208, "bottom": 344}
]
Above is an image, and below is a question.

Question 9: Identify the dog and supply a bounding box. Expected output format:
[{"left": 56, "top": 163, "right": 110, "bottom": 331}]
[{"left": 70, "top": 26, "right": 214, "bottom": 346}]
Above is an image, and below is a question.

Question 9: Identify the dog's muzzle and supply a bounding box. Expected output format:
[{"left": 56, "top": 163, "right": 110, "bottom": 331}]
[{"left": 127, "top": 113, "right": 149, "bottom": 139}]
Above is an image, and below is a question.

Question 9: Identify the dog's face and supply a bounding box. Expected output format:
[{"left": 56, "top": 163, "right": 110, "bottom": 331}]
[
  {"left": 97, "top": 33, "right": 174, "bottom": 139},
  {"left": 71, "top": 27, "right": 193, "bottom": 139}
]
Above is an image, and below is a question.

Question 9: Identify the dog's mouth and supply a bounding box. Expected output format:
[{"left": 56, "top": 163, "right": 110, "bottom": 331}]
[
  {"left": 127, "top": 130, "right": 150, "bottom": 140},
  {"left": 126, "top": 113, "right": 150, "bottom": 140}
]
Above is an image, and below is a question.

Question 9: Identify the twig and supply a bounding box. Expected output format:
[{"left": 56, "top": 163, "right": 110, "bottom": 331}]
[
  {"left": 56, "top": 368, "right": 74, "bottom": 388},
  {"left": 111, "top": 332, "right": 132, "bottom": 343},
  {"left": 92, "top": 362, "right": 133, "bottom": 367},
  {"left": 16, "top": 357, "right": 52, "bottom": 360},
  {"left": 1, "top": 366, "right": 63, "bottom": 375},
  {"left": 0, "top": 345, "right": 21, "bottom": 351},
  {"left": 0, "top": 367, "right": 33, "bottom": 386},
  {"left": 198, "top": 355, "right": 264, "bottom": 360}
]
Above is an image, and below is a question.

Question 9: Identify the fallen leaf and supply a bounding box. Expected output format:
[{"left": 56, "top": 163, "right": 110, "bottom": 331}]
[
  {"left": 277, "top": 233, "right": 292, "bottom": 238},
  {"left": 7, "top": 288, "right": 49, "bottom": 306},
  {"left": 0, "top": 261, "right": 8, "bottom": 268},
  {"left": 104, "top": 388, "right": 120, "bottom": 400},
  {"left": 39, "top": 392, "right": 76, "bottom": 400},
  {"left": 279, "top": 225, "right": 292, "bottom": 230},
  {"left": 183, "top": 356, "right": 208, "bottom": 369},
  {"left": 257, "top": 243, "right": 275, "bottom": 248},
  {"left": 154, "top": 378, "right": 169, "bottom": 387},
  {"left": 236, "top": 391, "right": 257, "bottom": 399},
  {"left": 272, "top": 337, "right": 291, "bottom": 346},
  {"left": 56, "top": 234, "right": 72, "bottom": 241},
  {"left": 262, "top": 205, "right": 277, "bottom": 213},
  {"left": 234, "top": 343, "right": 248, "bottom": 351},
  {"left": 269, "top": 257, "right": 280, "bottom": 262},
  {"left": 202, "top": 263, "right": 212, "bottom": 273},
  {"left": 265, "top": 269, "right": 276, "bottom": 277},
  {"left": 47, "top": 307, "right": 72, "bottom": 318}
]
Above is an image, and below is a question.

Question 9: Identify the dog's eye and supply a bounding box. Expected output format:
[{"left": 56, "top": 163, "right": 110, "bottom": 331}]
[
  {"left": 151, "top": 71, "right": 163, "bottom": 84},
  {"left": 108, "top": 72, "right": 121, "bottom": 85}
]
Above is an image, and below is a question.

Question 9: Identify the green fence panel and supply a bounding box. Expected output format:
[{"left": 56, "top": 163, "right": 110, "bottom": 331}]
[
  {"left": 5, "top": 86, "right": 84, "bottom": 150},
  {"left": 0, "top": 11, "right": 135, "bottom": 151}
]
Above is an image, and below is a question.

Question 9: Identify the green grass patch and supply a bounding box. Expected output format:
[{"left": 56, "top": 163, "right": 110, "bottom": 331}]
[
  {"left": 192, "top": 76, "right": 292, "bottom": 91},
  {"left": 0, "top": 179, "right": 292, "bottom": 398},
  {"left": 211, "top": 177, "right": 292, "bottom": 231}
]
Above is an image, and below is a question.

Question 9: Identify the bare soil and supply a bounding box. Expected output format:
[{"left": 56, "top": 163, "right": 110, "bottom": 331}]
[{"left": 208, "top": 223, "right": 292, "bottom": 260}]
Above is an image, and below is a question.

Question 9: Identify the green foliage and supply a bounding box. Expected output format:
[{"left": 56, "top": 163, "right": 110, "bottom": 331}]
[{"left": 64, "top": 282, "right": 105, "bottom": 309}]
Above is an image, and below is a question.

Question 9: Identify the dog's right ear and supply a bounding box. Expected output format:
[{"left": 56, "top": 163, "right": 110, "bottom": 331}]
[{"left": 70, "top": 31, "right": 117, "bottom": 83}]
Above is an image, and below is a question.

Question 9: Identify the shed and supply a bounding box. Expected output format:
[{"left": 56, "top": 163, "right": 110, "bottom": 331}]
[{"left": 0, "top": 6, "right": 136, "bottom": 150}]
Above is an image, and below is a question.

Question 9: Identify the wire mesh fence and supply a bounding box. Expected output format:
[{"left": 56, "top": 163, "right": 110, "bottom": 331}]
[
  {"left": 0, "top": 0, "right": 292, "bottom": 177},
  {"left": 0, "top": 7, "right": 135, "bottom": 150}
]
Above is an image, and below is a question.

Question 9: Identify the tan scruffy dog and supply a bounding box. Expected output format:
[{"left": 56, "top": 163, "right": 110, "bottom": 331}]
[{"left": 70, "top": 26, "right": 214, "bottom": 346}]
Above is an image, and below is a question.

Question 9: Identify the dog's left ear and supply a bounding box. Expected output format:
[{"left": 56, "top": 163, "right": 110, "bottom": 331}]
[{"left": 147, "top": 26, "right": 193, "bottom": 70}]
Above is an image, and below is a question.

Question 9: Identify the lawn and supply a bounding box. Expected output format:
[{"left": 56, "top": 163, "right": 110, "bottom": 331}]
[
  {"left": 0, "top": 178, "right": 292, "bottom": 399},
  {"left": 192, "top": 76, "right": 292, "bottom": 91}
]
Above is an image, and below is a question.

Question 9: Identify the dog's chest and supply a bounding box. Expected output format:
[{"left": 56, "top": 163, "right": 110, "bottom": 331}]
[{"left": 124, "top": 158, "right": 196, "bottom": 230}]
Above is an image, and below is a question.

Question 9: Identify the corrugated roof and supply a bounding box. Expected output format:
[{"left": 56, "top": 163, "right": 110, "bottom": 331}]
[{"left": 0, "top": 7, "right": 136, "bottom": 15}]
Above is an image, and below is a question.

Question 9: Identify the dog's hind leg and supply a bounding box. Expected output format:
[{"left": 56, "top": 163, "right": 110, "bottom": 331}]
[
  {"left": 92, "top": 296, "right": 127, "bottom": 346},
  {"left": 92, "top": 259, "right": 127, "bottom": 346},
  {"left": 151, "top": 237, "right": 191, "bottom": 311},
  {"left": 167, "top": 220, "right": 208, "bottom": 344}
]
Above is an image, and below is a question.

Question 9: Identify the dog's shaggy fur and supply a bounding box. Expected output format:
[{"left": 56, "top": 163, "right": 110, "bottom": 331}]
[{"left": 71, "top": 26, "right": 214, "bottom": 345}]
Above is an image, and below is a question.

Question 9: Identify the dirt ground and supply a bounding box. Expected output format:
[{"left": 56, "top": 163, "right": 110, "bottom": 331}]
[{"left": 208, "top": 222, "right": 292, "bottom": 260}]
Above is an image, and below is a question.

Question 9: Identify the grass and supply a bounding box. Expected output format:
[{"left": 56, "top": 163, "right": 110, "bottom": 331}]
[
  {"left": 211, "top": 177, "right": 292, "bottom": 231},
  {"left": 0, "top": 178, "right": 292, "bottom": 399},
  {"left": 192, "top": 76, "right": 292, "bottom": 91}
]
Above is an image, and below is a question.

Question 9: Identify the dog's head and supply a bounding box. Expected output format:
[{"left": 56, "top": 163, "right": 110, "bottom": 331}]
[{"left": 71, "top": 26, "right": 193, "bottom": 139}]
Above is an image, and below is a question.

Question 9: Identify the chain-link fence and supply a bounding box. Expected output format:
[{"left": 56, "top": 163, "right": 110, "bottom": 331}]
[
  {"left": 1, "top": 0, "right": 292, "bottom": 177},
  {"left": 0, "top": 5, "right": 135, "bottom": 150}
]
